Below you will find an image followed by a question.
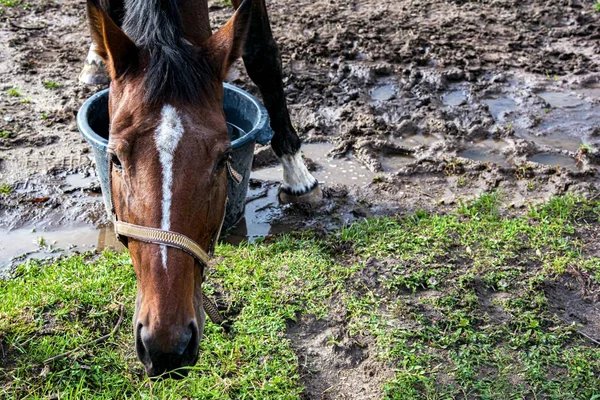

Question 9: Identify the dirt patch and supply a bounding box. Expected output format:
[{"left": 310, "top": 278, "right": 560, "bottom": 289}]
[
  {"left": 288, "top": 312, "right": 395, "bottom": 400},
  {"left": 475, "top": 284, "right": 513, "bottom": 325},
  {"left": 545, "top": 275, "right": 600, "bottom": 343}
]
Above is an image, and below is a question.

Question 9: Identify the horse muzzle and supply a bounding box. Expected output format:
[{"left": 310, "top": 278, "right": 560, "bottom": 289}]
[{"left": 135, "top": 319, "right": 200, "bottom": 379}]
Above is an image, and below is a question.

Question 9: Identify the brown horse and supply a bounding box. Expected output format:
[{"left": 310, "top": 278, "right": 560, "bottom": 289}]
[{"left": 83, "top": 0, "right": 321, "bottom": 378}]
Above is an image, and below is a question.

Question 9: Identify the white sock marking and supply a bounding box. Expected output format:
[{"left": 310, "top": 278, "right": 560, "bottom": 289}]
[
  {"left": 155, "top": 105, "right": 184, "bottom": 270},
  {"left": 280, "top": 151, "right": 318, "bottom": 195}
]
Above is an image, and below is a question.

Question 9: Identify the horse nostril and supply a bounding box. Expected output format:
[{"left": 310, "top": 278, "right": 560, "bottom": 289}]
[
  {"left": 184, "top": 320, "right": 199, "bottom": 358},
  {"left": 171, "top": 324, "right": 193, "bottom": 356},
  {"left": 135, "top": 322, "right": 148, "bottom": 362}
]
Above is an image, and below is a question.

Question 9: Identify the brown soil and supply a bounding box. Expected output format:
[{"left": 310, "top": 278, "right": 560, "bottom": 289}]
[{"left": 1, "top": 0, "right": 600, "bottom": 398}]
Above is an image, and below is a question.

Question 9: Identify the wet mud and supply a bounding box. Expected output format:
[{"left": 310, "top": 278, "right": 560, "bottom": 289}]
[{"left": 1, "top": 0, "right": 600, "bottom": 397}]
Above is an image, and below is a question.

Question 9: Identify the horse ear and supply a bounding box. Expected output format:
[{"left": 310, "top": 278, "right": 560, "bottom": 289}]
[
  {"left": 86, "top": 0, "right": 138, "bottom": 80},
  {"left": 202, "top": 0, "right": 251, "bottom": 80}
]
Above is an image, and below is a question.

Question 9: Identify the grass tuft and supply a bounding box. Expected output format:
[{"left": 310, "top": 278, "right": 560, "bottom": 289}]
[
  {"left": 42, "top": 80, "right": 61, "bottom": 90},
  {"left": 6, "top": 87, "right": 21, "bottom": 97}
]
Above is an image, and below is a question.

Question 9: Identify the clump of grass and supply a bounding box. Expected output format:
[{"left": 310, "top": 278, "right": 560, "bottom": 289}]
[
  {"left": 594, "top": 2, "right": 600, "bottom": 13},
  {"left": 6, "top": 87, "right": 21, "bottom": 97},
  {"left": 43, "top": 80, "right": 61, "bottom": 90},
  {"left": 0, "top": 130, "right": 11, "bottom": 139},
  {"left": 0, "top": 0, "right": 21, "bottom": 6},
  {"left": 0, "top": 182, "right": 12, "bottom": 195}
]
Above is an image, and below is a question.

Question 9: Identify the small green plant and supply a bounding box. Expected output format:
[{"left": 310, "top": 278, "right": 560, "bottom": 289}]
[
  {"left": 41, "top": 113, "right": 49, "bottom": 120},
  {"left": 544, "top": 108, "right": 551, "bottom": 114},
  {"left": 456, "top": 175, "right": 467, "bottom": 187},
  {"left": 0, "top": 130, "right": 11, "bottom": 139},
  {"left": 0, "top": 182, "right": 12, "bottom": 195},
  {"left": 20, "top": 97, "right": 31, "bottom": 104},
  {"left": 0, "top": 0, "right": 21, "bottom": 6},
  {"left": 594, "top": 2, "right": 600, "bottom": 13},
  {"left": 444, "top": 159, "right": 464, "bottom": 176},
  {"left": 216, "top": 0, "right": 232, "bottom": 6},
  {"left": 577, "top": 144, "right": 595, "bottom": 168},
  {"left": 7, "top": 87, "right": 21, "bottom": 97},
  {"left": 43, "top": 80, "right": 61, "bottom": 89}
]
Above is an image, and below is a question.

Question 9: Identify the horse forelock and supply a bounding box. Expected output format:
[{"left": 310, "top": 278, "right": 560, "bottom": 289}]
[{"left": 122, "top": 0, "right": 216, "bottom": 104}]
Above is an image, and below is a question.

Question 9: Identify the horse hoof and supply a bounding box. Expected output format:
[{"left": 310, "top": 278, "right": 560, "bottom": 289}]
[
  {"left": 78, "top": 64, "right": 110, "bottom": 85},
  {"left": 278, "top": 183, "right": 323, "bottom": 205}
]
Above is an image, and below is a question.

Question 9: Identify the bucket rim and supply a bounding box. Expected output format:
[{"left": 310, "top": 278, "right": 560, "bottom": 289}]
[{"left": 76, "top": 83, "right": 273, "bottom": 152}]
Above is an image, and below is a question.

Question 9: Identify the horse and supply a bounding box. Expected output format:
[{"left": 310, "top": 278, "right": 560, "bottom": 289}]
[{"left": 81, "top": 0, "right": 321, "bottom": 377}]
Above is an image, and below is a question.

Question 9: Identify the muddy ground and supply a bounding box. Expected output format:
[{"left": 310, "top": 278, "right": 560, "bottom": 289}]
[{"left": 1, "top": 0, "right": 600, "bottom": 398}]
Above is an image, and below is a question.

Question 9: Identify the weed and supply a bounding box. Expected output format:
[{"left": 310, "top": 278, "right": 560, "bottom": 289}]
[
  {"left": 0, "top": 182, "right": 11, "bottom": 194},
  {"left": 6, "top": 87, "right": 21, "bottom": 97},
  {"left": 577, "top": 143, "right": 595, "bottom": 167},
  {"left": 43, "top": 80, "right": 61, "bottom": 90},
  {"left": 444, "top": 159, "right": 464, "bottom": 176},
  {"left": 0, "top": 130, "right": 11, "bottom": 139},
  {"left": 595, "top": 2, "right": 600, "bottom": 13}
]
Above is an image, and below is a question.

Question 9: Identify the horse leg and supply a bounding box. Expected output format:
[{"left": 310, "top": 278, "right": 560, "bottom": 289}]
[
  {"left": 231, "top": 0, "right": 322, "bottom": 204},
  {"left": 79, "top": 0, "right": 125, "bottom": 85}
]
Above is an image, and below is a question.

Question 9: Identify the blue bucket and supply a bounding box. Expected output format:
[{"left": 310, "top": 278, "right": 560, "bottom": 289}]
[{"left": 77, "top": 83, "right": 274, "bottom": 231}]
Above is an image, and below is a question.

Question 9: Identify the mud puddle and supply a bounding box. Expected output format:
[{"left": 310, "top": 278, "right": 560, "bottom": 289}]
[
  {"left": 0, "top": 224, "right": 123, "bottom": 275},
  {"left": 529, "top": 153, "right": 579, "bottom": 171},
  {"left": 370, "top": 84, "right": 396, "bottom": 102},
  {"left": 442, "top": 90, "right": 467, "bottom": 107},
  {"left": 223, "top": 183, "right": 285, "bottom": 245},
  {"left": 457, "top": 138, "right": 511, "bottom": 167}
]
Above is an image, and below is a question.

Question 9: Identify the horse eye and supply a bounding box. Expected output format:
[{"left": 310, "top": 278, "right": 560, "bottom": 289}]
[
  {"left": 109, "top": 152, "right": 123, "bottom": 170},
  {"left": 216, "top": 150, "right": 232, "bottom": 171}
]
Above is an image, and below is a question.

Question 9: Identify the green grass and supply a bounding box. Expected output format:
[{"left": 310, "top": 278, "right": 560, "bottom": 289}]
[
  {"left": 42, "top": 81, "right": 60, "bottom": 90},
  {"left": 0, "top": 131, "right": 11, "bottom": 140},
  {"left": 2, "top": 194, "right": 600, "bottom": 399},
  {"left": 0, "top": 0, "right": 20, "bottom": 6},
  {"left": 6, "top": 88, "right": 21, "bottom": 97},
  {"left": 594, "top": 2, "right": 600, "bottom": 13},
  {"left": 0, "top": 183, "right": 12, "bottom": 195}
]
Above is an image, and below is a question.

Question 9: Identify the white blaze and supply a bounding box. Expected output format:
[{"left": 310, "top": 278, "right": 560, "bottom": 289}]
[{"left": 155, "top": 105, "right": 184, "bottom": 270}]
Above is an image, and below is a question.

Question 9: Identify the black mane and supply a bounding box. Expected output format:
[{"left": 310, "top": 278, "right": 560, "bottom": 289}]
[{"left": 122, "top": 0, "right": 214, "bottom": 104}]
